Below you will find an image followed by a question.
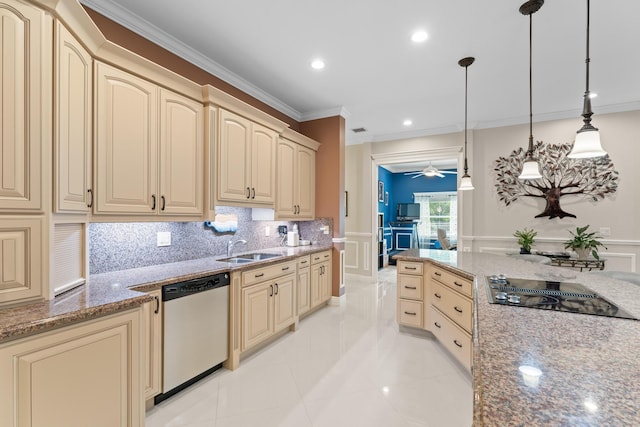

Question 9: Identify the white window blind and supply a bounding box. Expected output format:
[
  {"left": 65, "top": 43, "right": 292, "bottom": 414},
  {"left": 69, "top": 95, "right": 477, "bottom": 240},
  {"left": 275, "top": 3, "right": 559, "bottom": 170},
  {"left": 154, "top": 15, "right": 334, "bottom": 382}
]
[{"left": 414, "top": 192, "right": 457, "bottom": 248}]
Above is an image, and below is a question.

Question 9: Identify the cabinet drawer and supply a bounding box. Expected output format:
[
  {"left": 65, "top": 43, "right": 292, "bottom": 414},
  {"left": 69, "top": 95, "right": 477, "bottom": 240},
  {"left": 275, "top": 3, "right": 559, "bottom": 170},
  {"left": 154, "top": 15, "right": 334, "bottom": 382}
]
[
  {"left": 311, "top": 250, "right": 332, "bottom": 265},
  {"left": 431, "top": 266, "right": 473, "bottom": 298},
  {"left": 242, "top": 260, "right": 297, "bottom": 286},
  {"left": 430, "top": 306, "right": 472, "bottom": 372},
  {"left": 398, "top": 274, "right": 423, "bottom": 300},
  {"left": 397, "top": 261, "right": 423, "bottom": 275},
  {"left": 430, "top": 281, "right": 472, "bottom": 333},
  {"left": 297, "top": 255, "right": 311, "bottom": 269},
  {"left": 398, "top": 299, "right": 423, "bottom": 328}
]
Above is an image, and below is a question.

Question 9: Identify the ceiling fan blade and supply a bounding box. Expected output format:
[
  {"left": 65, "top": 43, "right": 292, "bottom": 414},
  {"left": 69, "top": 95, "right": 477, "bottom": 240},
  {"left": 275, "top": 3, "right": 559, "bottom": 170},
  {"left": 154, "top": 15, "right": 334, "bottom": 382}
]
[
  {"left": 411, "top": 174, "right": 423, "bottom": 179},
  {"left": 436, "top": 173, "right": 445, "bottom": 178},
  {"left": 404, "top": 171, "right": 422, "bottom": 176},
  {"left": 440, "top": 170, "right": 458, "bottom": 174}
]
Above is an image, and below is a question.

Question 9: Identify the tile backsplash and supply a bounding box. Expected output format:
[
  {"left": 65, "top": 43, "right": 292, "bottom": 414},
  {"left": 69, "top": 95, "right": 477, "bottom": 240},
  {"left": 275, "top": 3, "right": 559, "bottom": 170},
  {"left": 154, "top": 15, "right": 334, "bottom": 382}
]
[{"left": 89, "top": 207, "right": 333, "bottom": 274}]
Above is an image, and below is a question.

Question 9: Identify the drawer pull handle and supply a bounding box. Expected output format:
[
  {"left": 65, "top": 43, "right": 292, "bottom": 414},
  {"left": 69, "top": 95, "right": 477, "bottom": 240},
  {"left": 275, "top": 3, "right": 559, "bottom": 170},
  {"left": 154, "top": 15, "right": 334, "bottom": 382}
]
[
  {"left": 434, "top": 271, "right": 442, "bottom": 276},
  {"left": 300, "top": 260, "right": 308, "bottom": 264},
  {"left": 255, "top": 273, "right": 265, "bottom": 278},
  {"left": 404, "top": 311, "right": 417, "bottom": 316},
  {"left": 454, "top": 306, "right": 463, "bottom": 313},
  {"left": 282, "top": 266, "right": 290, "bottom": 271},
  {"left": 404, "top": 286, "right": 417, "bottom": 290},
  {"left": 434, "top": 293, "right": 442, "bottom": 299},
  {"left": 324, "top": 254, "right": 330, "bottom": 258},
  {"left": 454, "top": 340, "right": 463, "bottom": 348},
  {"left": 434, "top": 321, "right": 442, "bottom": 328},
  {"left": 405, "top": 266, "right": 417, "bottom": 270},
  {"left": 454, "top": 281, "right": 463, "bottom": 287}
]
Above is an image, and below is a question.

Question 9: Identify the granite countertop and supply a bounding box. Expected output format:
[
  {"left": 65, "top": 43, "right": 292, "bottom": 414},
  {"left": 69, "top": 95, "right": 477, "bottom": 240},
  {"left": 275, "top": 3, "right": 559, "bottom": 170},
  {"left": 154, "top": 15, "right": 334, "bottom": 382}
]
[
  {"left": 0, "top": 245, "right": 332, "bottom": 344},
  {"left": 395, "top": 249, "right": 640, "bottom": 427}
]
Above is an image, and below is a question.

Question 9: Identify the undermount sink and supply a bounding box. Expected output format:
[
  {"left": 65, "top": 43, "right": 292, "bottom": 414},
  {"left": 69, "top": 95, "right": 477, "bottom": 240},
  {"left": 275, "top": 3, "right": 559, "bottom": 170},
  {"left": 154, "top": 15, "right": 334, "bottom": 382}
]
[{"left": 218, "top": 252, "right": 281, "bottom": 264}]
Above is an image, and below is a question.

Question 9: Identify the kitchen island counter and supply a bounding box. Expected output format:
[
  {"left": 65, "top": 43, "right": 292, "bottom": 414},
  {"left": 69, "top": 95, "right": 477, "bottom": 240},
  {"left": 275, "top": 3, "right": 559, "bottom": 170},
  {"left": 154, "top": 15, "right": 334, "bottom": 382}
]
[
  {"left": 395, "top": 249, "right": 640, "bottom": 427},
  {"left": 0, "top": 245, "right": 332, "bottom": 343}
]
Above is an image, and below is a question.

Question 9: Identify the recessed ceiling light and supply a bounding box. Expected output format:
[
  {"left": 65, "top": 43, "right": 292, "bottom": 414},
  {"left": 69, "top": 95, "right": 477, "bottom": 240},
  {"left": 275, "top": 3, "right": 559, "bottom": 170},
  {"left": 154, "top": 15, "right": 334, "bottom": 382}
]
[
  {"left": 403, "top": 119, "right": 413, "bottom": 126},
  {"left": 311, "top": 59, "right": 325, "bottom": 70},
  {"left": 411, "top": 30, "right": 428, "bottom": 43}
]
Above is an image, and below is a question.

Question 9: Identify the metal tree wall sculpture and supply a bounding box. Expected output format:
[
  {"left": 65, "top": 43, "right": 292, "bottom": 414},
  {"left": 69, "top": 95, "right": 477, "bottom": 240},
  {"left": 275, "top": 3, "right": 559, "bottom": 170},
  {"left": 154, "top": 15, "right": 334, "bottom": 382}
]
[{"left": 494, "top": 141, "right": 618, "bottom": 219}]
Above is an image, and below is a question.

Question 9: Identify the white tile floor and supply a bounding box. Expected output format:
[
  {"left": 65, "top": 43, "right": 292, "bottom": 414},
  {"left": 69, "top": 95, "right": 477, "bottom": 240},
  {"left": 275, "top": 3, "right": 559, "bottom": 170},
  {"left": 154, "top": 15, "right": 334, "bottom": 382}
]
[{"left": 146, "top": 266, "right": 473, "bottom": 427}]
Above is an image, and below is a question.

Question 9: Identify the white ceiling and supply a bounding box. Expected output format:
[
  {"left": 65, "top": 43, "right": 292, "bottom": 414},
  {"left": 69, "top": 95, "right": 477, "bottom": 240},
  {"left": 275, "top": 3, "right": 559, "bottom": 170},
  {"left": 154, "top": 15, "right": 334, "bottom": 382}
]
[{"left": 80, "top": 0, "right": 640, "bottom": 146}]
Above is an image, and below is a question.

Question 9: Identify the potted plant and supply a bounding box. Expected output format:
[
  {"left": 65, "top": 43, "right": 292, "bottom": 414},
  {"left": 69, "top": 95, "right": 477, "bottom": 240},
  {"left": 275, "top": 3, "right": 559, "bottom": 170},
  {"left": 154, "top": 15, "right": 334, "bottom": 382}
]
[
  {"left": 513, "top": 227, "right": 537, "bottom": 254},
  {"left": 563, "top": 225, "right": 607, "bottom": 260}
]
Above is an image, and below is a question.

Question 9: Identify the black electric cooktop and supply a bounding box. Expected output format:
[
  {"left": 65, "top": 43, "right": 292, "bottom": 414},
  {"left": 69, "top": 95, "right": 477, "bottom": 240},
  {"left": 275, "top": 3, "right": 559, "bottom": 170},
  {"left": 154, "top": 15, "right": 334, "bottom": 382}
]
[{"left": 485, "top": 275, "right": 638, "bottom": 320}]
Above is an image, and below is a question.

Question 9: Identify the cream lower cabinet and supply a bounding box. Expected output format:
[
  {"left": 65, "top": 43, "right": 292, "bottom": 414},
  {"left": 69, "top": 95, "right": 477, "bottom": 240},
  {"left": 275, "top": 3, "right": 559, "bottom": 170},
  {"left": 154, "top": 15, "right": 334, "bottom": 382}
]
[
  {"left": 54, "top": 21, "right": 93, "bottom": 213},
  {"left": 297, "top": 256, "right": 311, "bottom": 316},
  {"left": 143, "top": 290, "right": 162, "bottom": 401},
  {"left": 397, "top": 260, "right": 424, "bottom": 328},
  {"left": 276, "top": 133, "right": 318, "bottom": 220},
  {"left": 95, "top": 61, "right": 203, "bottom": 216},
  {"left": 217, "top": 108, "right": 277, "bottom": 206},
  {"left": 240, "top": 260, "right": 297, "bottom": 352},
  {"left": 0, "top": 307, "right": 145, "bottom": 427},
  {"left": 395, "top": 261, "right": 473, "bottom": 372},
  {"left": 310, "top": 250, "right": 332, "bottom": 309},
  {"left": 0, "top": 0, "right": 51, "bottom": 213}
]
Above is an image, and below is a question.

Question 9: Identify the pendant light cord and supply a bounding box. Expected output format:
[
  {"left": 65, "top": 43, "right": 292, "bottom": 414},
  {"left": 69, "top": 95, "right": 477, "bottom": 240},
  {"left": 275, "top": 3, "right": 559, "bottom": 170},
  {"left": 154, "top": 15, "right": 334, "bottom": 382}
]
[
  {"left": 528, "top": 12, "right": 534, "bottom": 151},
  {"left": 585, "top": 0, "right": 590, "bottom": 95},
  {"left": 464, "top": 64, "right": 469, "bottom": 173}
]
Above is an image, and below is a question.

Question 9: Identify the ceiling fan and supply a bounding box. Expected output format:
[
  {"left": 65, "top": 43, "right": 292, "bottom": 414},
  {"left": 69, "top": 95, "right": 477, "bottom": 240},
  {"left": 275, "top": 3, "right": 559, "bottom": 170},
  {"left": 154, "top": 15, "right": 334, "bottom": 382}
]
[{"left": 404, "top": 163, "right": 458, "bottom": 179}]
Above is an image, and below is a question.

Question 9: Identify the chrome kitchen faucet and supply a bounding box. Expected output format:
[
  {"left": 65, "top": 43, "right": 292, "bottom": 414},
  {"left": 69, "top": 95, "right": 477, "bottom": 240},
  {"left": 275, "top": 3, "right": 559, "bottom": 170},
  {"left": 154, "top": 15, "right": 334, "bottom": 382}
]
[{"left": 227, "top": 239, "right": 247, "bottom": 257}]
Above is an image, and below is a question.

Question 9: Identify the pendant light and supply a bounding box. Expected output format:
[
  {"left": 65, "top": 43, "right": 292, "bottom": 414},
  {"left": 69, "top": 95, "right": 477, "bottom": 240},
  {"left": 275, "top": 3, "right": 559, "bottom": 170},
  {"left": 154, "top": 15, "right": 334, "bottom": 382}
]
[
  {"left": 518, "top": 0, "right": 543, "bottom": 180},
  {"left": 568, "top": 0, "right": 607, "bottom": 158},
  {"left": 458, "top": 57, "right": 475, "bottom": 191}
]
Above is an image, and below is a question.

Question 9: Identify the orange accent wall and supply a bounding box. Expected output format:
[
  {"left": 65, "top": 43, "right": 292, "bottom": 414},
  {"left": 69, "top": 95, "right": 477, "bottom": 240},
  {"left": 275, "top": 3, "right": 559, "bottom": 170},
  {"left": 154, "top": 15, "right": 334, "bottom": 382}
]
[
  {"left": 83, "top": 6, "right": 299, "bottom": 131},
  {"left": 300, "top": 116, "right": 346, "bottom": 296}
]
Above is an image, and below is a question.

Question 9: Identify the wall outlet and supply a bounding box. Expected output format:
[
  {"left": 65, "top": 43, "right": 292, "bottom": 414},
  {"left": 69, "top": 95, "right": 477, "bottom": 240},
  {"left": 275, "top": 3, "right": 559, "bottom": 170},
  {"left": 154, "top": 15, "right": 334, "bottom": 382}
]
[
  {"left": 157, "top": 231, "right": 171, "bottom": 247},
  {"left": 599, "top": 227, "right": 611, "bottom": 236},
  {"left": 321, "top": 225, "right": 330, "bottom": 235},
  {"left": 265, "top": 226, "right": 270, "bottom": 237}
]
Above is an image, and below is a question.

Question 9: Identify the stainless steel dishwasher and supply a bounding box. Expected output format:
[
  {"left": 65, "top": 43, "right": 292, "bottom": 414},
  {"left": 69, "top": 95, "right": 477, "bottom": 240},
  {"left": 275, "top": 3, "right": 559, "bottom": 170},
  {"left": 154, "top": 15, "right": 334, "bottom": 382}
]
[{"left": 155, "top": 272, "right": 229, "bottom": 403}]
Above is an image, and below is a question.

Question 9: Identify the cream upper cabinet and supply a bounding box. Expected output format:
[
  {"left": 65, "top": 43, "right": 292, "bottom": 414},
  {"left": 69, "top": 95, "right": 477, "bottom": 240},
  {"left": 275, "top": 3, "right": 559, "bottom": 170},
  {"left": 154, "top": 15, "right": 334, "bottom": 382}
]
[
  {"left": 276, "top": 131, "right": 319, "bottom": 220},
  {"left": 217, "top": 108, "right": 277, "bottom": 206},
  {"left": 54, "top": 21, "right": 93, "bottom": 213},
  {"left": 0, "top": 1, "right": 51, "bottom": 212},
  {"left": 95, "top": 62, "right": 203, "bottom": 216},
  {"left": 95, "top": 61, "right": 157, "bottom": 214},
  {"left": 159, "top": 89, "right": 203, "bottom": 215}
]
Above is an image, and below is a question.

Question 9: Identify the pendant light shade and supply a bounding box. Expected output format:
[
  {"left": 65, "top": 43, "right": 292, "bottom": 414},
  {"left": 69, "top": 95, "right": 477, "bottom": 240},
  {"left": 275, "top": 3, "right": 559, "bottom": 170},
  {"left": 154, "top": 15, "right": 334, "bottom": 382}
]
[
  {"left": 458, "top": 57, "right": 475, "bottom": 191},
  {"left": 568, "top": 0, "right": 607, "bottom": 159},
  {"left": 518, "top": 0, "right": 543, "bottom": 181}
]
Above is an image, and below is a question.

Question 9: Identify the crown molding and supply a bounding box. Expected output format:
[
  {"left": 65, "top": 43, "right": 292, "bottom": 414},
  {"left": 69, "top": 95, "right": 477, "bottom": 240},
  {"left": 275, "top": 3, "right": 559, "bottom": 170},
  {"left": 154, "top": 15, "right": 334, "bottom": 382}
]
[
  {"left": 79, "top": 0, "right": 302, "bottom": 121},
  {"left": 300, "top": 106, "right": 351, "bottom": 122}
]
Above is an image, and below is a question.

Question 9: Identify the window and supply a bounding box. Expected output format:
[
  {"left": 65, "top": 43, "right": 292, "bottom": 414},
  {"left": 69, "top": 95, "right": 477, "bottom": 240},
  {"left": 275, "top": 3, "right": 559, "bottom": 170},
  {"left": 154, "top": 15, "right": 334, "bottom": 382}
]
[{"left": 414, "top": 192, "right": 457, "bottom": 248}]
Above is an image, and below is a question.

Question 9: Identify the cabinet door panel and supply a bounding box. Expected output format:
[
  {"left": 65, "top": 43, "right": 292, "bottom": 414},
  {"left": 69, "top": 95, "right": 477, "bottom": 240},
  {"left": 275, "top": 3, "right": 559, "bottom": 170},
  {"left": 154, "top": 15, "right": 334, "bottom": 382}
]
[
  {"left": 95, "top": 62, "right": 157, "bottom": 214},
  {"left": 241, "top": 281, "right": 273, "bottom": 351},
  {"left": 0, "top": 218, "right": 43, "bottom": 305},
  {"left": 55, "top": 22, "right": 92, "bottom": 212},
  {"left": 218, "top": 109, "right": 250, "bottom": 202},
  {"left": 0, "top": 3, "right": 49, "bottom": 211},
  {"left": 297, "top": 267, "right": 310, "bottom": 315},
  {"left": 250, "top": 124, "right": 276, "bottom": 203},
  {"left": 143, "top": 290, "right": 162, "bottom": 400},
  {"left": 159, "top": 89, "right": 203, "bottom": 215},
  {"left": 296, "top": 145, "right": 315, "bottom": 219},
  {"left": 274, "top": 274, "right": 295, "bottom": 332},
  {"left": 310, "top": 264, "right": 322, "bottom": 308},
  {"left": 276, "top": 139, "right": 296, "bottom": 217}
]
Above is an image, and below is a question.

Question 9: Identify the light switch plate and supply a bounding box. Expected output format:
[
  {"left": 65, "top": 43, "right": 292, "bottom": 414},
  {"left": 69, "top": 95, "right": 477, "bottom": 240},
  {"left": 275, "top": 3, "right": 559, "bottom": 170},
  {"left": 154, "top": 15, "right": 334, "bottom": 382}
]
[{"left": 157, "top": 231, "right": 171, "bottom": 247}]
